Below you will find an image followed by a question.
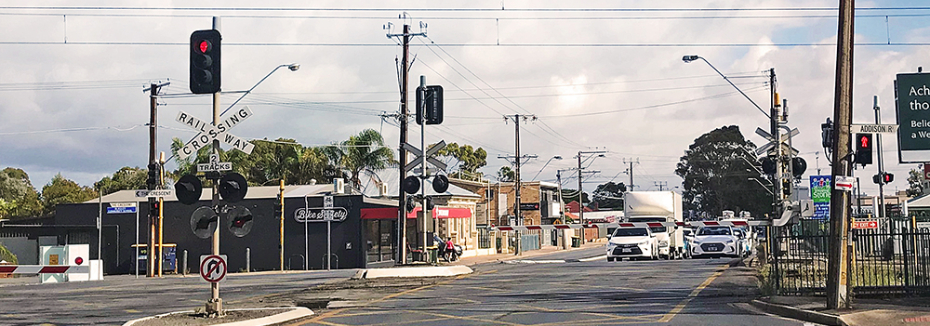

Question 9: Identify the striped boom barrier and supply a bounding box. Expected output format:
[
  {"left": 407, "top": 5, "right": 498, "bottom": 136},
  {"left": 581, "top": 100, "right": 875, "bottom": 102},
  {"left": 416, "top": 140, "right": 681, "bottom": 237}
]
[
  {"left": 0, "top": 265, "right": 90, "bottom": 274},
  {"left": 490, "top": 220, "right": 767, "bottom": 232}
]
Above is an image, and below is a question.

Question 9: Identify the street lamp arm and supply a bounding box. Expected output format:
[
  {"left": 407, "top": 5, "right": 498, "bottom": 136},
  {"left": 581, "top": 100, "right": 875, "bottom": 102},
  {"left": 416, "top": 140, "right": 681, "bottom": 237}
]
[
  {"left": 690, "top": 56, "right": 770, "bottom": 120},
  {"left": 220, "top": 63, "right": 299, "bottom": 116}
]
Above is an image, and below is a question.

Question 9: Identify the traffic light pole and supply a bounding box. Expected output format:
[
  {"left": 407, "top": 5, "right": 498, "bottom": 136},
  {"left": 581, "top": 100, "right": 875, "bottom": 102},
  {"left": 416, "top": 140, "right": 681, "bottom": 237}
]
[
  {"left": 874, "top": 96, "right": 886, "bottom": 218},
  {"left": 279, "top": 179, "right": 285, "bottom": 272},
  {"left": 206, "top": 16, "right": 223, "bottom": 317}
]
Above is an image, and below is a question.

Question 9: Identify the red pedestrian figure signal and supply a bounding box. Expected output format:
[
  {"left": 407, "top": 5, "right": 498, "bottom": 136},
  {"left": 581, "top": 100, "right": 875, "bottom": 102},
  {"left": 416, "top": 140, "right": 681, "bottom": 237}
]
[
  {"left": 860, "top": 135, "right": 869, "bottom": 148},
  {"left": 854, "top": 133, "right": 873, "bottom": 166}
]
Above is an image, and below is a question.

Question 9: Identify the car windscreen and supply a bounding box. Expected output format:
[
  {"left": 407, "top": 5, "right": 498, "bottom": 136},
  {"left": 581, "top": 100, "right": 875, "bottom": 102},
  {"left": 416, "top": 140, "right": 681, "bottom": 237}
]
[
  {"left": 613, "top": 228, "right": 649, "bottom": 237},
  {"left": 698, "top": 227, "right": 731, "bottom": 236}
]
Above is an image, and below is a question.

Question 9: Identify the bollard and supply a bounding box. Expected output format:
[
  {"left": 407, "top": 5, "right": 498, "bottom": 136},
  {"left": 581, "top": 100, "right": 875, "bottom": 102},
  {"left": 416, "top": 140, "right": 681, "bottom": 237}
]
[
  {"left": 182, "top": 250, "right": 188, "bottom": 276},
  {"left": 246, "top": 248, "right": 251, "bottom": 273}
]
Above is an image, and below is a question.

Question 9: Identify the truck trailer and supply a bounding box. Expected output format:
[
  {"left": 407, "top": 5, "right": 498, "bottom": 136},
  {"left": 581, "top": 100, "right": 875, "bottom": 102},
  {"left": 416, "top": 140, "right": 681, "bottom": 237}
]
[{"left": 623, "top": 191, "right": 685, "bottom": 259}]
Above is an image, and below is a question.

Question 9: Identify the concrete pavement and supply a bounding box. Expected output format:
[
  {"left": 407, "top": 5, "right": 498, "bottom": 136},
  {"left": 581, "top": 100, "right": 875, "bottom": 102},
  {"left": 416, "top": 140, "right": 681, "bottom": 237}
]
[{"left": 752, "top": 295, "right": 930, "bottom": 326}]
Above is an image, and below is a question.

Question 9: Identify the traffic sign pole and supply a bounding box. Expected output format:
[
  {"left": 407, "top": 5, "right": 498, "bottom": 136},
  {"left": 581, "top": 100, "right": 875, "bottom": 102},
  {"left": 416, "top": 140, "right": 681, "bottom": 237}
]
[{"left": 205, "top": 16, "right": 223, "bottom": 317}]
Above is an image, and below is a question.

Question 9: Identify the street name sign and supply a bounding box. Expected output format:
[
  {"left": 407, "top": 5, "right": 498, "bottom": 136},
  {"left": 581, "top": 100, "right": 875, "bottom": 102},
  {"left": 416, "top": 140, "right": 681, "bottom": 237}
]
[
  {"left": 111, "top": 202, "right": 137, "bottom": 208},
  {"left": 106, "top": 206, "right": 137, "bottom": 214},
  {"left": 176, "top": 106, "right": 255, "bottom": 159},
  {"left": 135, "top": 189, "right": 174, "bottom": 198},
  {"left": 850, "top": 124, "right": 898, "bottom": 134},
  {"left": 852, "top": 220, "right": 879, "bottom": 229},
  {"left": 917, "top": 222, "right": 930, "bottom": 229},
  {"left": 896, "top": 73, "right": 930, "bottom": 162}
]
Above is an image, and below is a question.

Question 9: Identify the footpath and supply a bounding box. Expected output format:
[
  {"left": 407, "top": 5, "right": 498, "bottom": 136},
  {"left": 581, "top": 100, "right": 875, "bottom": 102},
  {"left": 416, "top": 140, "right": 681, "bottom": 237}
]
[
  {"left": 745, "top": 257, "right": 930, "bottom": 326},
  {"left": 447, "top": 239, "right": 606, "bottom": 266}
]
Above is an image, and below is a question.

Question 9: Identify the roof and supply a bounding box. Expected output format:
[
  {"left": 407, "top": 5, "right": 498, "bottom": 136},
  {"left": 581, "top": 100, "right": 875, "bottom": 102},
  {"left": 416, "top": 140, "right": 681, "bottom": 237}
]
[
  {"left": 908, "top": 193, "right": 930, "bottom": 208},
  {"left": 84, "top": 184, "right": 345, "bottom": 204}
]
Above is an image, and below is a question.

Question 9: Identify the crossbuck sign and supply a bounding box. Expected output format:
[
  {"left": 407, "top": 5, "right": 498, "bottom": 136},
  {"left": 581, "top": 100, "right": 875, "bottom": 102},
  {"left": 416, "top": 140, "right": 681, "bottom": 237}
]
[{"left": 176, "top": 106, "right": 255, "bottom": 159}]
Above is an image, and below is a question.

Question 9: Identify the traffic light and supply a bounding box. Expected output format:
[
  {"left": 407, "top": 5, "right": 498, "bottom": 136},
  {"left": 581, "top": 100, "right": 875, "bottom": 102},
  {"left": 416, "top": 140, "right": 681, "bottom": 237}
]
[
  {"left": 821, "top": 118, "right": 834, "bottom": 149},
  {"left": 189, "top": 29, "right": 221, "bottom": 94},
  {"left": 782, "top": 179, "right": 791, "bottom": 197},
  {"left": 149, "top": 200, "right": 159, "bottom": 216},
  {"left": 884, "top": 173, "right": 894, "bottom": 183},
  {"left": 854, "top": 133, "right": 873, "bottom": 166},
  {"left": 405, "top": 195, "right": 416, "bottom": 213},
  {"left": 147, "top": 163, "right": 158, "bottom": 189},
  {"left": 873, "top": 174, "right": 882, "bottom": 184},
  {"left": 175, "top": 174, "right": 203, "bottom": 205},
  {"left": 760, "top": 157, "right": 776, "bottom": 175},
  {"left": 273, "top": 194, "right": 283, "bottom": 218},
  {"left": 190, "top": 206, "right": 218, "bottom": 239},
  {"left": 415, "top": 85, "right": 444, "bottom": 125},
  {"left": 218, "top": 172, "right": 248, "bottom": 203},
  {"left": 432, "top": 175, "right": 449, "bottom": 193},
  {"left": 226, "top": 206, "right": 253, "bottom": 238}
]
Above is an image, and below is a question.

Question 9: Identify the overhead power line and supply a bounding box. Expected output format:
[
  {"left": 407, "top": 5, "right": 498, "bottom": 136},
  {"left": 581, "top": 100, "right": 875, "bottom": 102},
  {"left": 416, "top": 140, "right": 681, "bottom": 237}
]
[{"left": 0, "top": 6, "right": 927, "bottom": 12}]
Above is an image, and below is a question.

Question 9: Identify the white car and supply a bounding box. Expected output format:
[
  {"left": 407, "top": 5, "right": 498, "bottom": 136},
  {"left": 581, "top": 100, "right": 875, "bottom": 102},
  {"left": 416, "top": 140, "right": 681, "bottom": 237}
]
[
  {"left": 690, "top": 226, "right": 741, "bottom": 258},
  {"left": 606, "top": 227, "right": 658, "bottom": 261}
]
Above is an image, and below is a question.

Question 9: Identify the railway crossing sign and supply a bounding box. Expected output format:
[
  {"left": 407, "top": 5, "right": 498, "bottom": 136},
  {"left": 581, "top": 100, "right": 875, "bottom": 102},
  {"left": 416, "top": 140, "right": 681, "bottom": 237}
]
[
  {"left": 755, "top": 127, "right": 800, "bottom": 156},
  {"left": 175, "top": 106, "right": 255, "bottom": 159},
  {"left": 403, "top": 140, "right": 447, "bottom": 173},
  {"left": 199, "top": 255, "right": 227, "bottom": 283},
  {"left": 198, "top": 154, "right": 232, "bottom": 172}
]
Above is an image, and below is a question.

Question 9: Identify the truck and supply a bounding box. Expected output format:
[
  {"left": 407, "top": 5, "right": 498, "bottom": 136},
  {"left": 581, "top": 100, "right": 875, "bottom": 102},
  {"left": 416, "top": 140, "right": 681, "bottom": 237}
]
[{"left": 623, "top": 191, "right": 685, "bottom": 259}]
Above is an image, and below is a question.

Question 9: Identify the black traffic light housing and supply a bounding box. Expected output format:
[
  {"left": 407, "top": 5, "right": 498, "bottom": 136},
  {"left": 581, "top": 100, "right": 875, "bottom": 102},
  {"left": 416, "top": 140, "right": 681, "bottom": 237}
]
[
  {"left": 175, "top": 174, "right": 203, "bottom": 205},
  {"left": 415, "top": 85, "right": 444, "bottom": 125},
  {"left": 405, "top": 195, "right": 416, "bottom": 212},
  {"left": 821, "top": 118, "right": 834, "bottom": 149},
  {"left": 190, "top": 206, "right": 218, "bottom": 239},
  {"left": 403, "top": 175, "right": 420, "bottom": 194},
  {"left": 226, "top": 206, "right": 253, "bottom": 238},
  {"left": 432, "top": 175, "right": 449, "bottom": 193},
  {"left": 147, "top": 163, "right": 159, "bottom": 189},
  {"left": 190, "top": 29, "right": 221, "bottom": 94},
  {"left": 782, "top": 179, "right": 791, "bottom": 197},
  {"left": 875, "top": 172, "right": 895, "bottom": 184},
  {"left": 854, "top": 133, "right": 873, "bottom": 166},
  {"left": 274, "top": 194, "right": 283, "bottom": 218},
  {"left": 884, "top": 172, "right": 894, "bottom": 183},
  {"left": 218, "top": 172, "right": 248, "bottom": 203},
  {"left": 149, "top": 199, "right": 159, "bottom": 216}
]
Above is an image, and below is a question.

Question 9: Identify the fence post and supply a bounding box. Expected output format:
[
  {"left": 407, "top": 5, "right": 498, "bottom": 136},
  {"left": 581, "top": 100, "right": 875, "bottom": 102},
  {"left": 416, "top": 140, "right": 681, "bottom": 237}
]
[
  {"left": 246, "top": 248, "right": 251, "bottom": 273},
  {"left": 182, "top": 250, "right": 188, "bottom": 276}
]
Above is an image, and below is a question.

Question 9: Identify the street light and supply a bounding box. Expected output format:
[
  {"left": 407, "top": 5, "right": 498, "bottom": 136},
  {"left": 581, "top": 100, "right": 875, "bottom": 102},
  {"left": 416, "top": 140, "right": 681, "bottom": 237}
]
[
  {"left": 532, "top": 155, "right": 563, "bottom": 181},
  {"left": 220, "top": 63, "right": 300, "bottom": 116},
  {"left": 682, "top": 55, "right": 770, "bottom": 119}
]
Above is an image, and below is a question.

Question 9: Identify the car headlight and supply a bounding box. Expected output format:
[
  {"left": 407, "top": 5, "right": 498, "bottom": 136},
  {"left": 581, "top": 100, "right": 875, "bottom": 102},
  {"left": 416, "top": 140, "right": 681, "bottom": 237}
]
[
  {"left": 726, "top": 239, "right": 734, "bottom": 244},
  {"left": 639, "top": 240, "right": 651, "bottom": 246}
]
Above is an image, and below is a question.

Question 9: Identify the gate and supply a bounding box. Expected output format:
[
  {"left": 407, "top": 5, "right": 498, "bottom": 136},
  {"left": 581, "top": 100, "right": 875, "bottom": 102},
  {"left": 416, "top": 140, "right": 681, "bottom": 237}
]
[{"left": 772, "top": 219, "right": 930, "bottom": 296}]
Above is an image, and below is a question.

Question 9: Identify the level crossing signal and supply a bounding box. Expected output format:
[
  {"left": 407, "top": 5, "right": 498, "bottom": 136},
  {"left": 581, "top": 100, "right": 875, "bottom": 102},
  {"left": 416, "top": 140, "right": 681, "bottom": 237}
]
[
  {"left": 854, "top": 133, "right": 873, "bottom": 166},
  {"left": 189, "top": 29, "right": 221, "bottom": 94}
]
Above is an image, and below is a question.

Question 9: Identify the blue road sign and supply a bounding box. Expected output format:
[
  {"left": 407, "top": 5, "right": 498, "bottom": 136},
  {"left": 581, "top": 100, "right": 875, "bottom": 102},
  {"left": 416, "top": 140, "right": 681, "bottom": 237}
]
[{"left": 107, "top": 206, "right": 137, "bottom": 214}]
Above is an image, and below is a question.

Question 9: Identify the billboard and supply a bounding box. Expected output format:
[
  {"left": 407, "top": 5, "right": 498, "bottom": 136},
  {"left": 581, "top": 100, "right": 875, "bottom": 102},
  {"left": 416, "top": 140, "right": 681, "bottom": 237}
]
[
  {"left": 896, "top": 73, "right": 930, "bottom": 162},
  {"left": 809, "top": 175, "right": 832, "bottom": 220}
]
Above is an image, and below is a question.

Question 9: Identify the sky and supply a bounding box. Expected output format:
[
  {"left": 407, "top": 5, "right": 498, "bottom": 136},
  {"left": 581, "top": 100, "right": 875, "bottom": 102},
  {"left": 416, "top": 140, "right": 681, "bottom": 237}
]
[{"left": 2, "top": 0, "right": 930, "bottom": 203}]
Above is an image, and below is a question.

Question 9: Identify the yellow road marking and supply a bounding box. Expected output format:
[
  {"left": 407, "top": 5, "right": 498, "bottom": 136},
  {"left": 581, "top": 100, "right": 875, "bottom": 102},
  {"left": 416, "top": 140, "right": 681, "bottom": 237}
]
[
  {"left": 408, "top": 309, "right": 525, "bottom": 326},
  {"left": 658, "top": 264, "right": 730, "bottom": 323},
  {"left": 518, "top": 304, "right": 658, "bottom": 321},
  {"left": 124, "top": 309, "right": 141, "bottom": 313}
]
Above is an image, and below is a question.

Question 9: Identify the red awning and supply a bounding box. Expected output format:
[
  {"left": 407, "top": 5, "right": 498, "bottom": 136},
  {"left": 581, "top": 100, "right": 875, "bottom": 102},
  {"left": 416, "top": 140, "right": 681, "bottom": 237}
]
[{"left": 360, "top": 207, "right": 473, "bottom": 220}]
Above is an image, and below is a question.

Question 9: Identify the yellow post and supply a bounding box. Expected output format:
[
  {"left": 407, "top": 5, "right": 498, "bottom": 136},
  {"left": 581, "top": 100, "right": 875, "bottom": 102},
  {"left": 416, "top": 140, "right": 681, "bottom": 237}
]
[
  {"left": 158, "top": 196, "right": 164, "bottom": 277},
  {"left": 279, "top": 179, "right": 285, "bottom": 272}
]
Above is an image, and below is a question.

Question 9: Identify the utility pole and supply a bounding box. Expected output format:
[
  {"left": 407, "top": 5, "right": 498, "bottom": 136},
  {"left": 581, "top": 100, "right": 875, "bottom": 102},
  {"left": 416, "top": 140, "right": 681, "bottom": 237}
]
[
  {"left": 827, "top": 0, "right": 855, "bottom": 310},
  {"left": 770, "top": 68, "right": 783, "bottom": 223},
  {"left": 144, "top": 81, "right": 168, "bottom": 277},
  {"left": 387, "top": 23, "right": 425, "bottom": 265},
  {"left": 655, "top": 181, "right": 668, "bottom": 191},
  {"left": 623, "top": 158, "right": 639, "bottom": 191},
  {"left": 577, "top": 151, "right": 606, "bottom": 239},
  {"left": 504, "top": 114, "right": 535, "bottom": 254}
]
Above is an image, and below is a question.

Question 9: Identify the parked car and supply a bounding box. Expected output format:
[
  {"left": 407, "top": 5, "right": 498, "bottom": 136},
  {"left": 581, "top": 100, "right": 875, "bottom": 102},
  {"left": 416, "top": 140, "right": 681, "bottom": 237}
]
[
  {"left": 690, "top": 226, "right": 741, "bottom": 258},
  {"left": 732, "top": 228, "right": 752, "bottom": 257},
  {"left": 606, "top": 227, "right": 658, "bottom": 261},
  {"left": 433, "top": 234, "right": 463, "bottom": 261}
]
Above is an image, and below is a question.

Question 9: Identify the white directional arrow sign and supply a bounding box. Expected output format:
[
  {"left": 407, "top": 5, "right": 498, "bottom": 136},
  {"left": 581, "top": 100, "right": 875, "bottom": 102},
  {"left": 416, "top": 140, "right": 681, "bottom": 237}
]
[
  {"left": 403, "top": 140, "right": 448, "bottom": 173},
  {"left": 176, "top": 106, "right": 255, "bottom": 159}
]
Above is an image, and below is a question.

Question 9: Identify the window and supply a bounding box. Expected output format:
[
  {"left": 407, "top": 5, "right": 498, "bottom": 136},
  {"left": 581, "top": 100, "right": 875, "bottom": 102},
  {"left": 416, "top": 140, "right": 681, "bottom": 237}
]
[
  {"left": 613, "top": 228, "right": 649, "bottom": 237},
  {"left": 698, "top": 227, "right": 731, "bottom": 236}
]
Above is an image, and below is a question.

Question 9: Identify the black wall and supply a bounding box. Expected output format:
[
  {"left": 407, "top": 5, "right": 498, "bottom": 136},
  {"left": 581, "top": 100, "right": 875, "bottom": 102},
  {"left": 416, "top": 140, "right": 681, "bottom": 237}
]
[{"left": 55, "top": 194, "right": 393, "bottom": 275}]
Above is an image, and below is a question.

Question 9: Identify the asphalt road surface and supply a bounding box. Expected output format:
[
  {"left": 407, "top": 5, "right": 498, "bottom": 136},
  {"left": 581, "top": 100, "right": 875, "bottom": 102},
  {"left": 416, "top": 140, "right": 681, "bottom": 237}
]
[
  {"left": 0, "top": 269, "right": 355, "bottom": 325},
  {"left": 295, "top": 247, "right": 812, "bottom": 326}
]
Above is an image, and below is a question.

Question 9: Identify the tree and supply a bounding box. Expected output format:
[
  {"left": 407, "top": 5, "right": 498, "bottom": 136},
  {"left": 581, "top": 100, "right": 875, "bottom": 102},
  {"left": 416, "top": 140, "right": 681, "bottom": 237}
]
[
  {"left": 437, "top": 142, "right": 488, "bottom": 181},
  {"left": 325, "top": 129, "right": 395, "bottom": 188},
  {"left": 592, "top": 181, "right": 627, "bottom": 210},
  {"left": 0, "top": 242, "right": 17, "bottom": 264},
  {"left": 0, "top": 167, "right": 43, "bottom": 219},
  {"left": 41, "top": 174, "right": 97, "bottom": 216},
  {"left": 561, "top": 188, "right": 589, "bottom": 206},
  {"left": 94, "top": 167, "right": 147, "bottom": 195},
  {"left": 675, "top": 125, "right": 770, "bottom": 218},
  {"left": 907, "top": 167, "right": 926, "bottom": 197},
  {"left": 497, "top": 166, "right": 515, "bottom": 182}
]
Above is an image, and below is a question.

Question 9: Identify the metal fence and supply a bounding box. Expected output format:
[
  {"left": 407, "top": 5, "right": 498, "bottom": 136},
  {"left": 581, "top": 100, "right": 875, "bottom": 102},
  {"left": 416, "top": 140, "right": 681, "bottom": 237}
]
[
  {"left": 772, "top": 218, "right": 930, "bottom": 296},
  {"left": 477, "top": 228, "right": 492, "bottom": 249}
]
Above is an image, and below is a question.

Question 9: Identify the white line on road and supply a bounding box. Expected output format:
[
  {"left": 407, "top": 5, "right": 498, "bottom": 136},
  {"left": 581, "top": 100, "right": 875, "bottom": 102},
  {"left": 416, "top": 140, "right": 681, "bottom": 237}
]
[{"left": 579, "top": 255, "right": 607, "bottom": 262}]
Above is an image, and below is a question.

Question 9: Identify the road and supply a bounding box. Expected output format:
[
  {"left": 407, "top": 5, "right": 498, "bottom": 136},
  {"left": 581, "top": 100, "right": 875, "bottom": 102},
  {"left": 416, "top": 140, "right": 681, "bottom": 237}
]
[
  {"left": 295, "top": 247, "right": 811, "bottom": 326},
  {"left": 0, "top": 269, "right": 355, "bottom": 325}
]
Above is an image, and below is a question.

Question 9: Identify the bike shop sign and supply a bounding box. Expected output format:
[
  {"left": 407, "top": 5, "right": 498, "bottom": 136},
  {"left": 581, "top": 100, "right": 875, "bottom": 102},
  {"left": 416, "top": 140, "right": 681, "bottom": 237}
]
[{"left": 294, "top": 207, "right": 348, "bottom": 222}]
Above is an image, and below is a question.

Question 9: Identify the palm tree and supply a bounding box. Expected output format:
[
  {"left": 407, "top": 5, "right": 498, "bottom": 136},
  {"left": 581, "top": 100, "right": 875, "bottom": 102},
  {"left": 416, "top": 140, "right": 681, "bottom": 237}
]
[{"left": 327, "top": 129, "right": 395, "bottom": 189}]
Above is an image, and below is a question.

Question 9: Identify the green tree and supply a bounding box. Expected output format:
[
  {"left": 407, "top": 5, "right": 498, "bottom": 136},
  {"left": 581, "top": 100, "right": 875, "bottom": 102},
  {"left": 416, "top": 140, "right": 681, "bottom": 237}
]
[
  {"left": 170, "top": 137, "right": 215, "bottom": 180},
  {"left": 497, "top": 166, "right": 515, "bottom": 182},
  {"left": 0, "top": 242, "right": 17, "bottom": 264},
  {"left": 326, "top": 129, "right": 395, "bottom": 188},
  {"left": 94, "top": 167, "right": 147, "bottom": 195},
  {"left": 592, "top": 181, "right": 627, "bottom": 210},
  {"left": 437, "top": 142, "right": 488, "bottom": 181},
  {"left": 41, "top": 174, "right": 97, "bottom": 216},
  {"left": 561, "top": 188, "right": 589, "bottom": 206},
  {"left": 907, "top": 167, "right": 925, "bottom": 197},
  {"left": 0, "top": 167, "right": 43, "bottom": 219},
  {"left": 675, "top": 125, "right": 770, "bottom": 217}
]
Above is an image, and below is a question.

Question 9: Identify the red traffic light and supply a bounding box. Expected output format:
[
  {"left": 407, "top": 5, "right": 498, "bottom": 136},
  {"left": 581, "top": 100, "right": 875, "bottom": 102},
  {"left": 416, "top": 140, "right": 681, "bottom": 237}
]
[
  {"left": 859, "top": 135, "right": 869, "bottom": 148},
  {"left": 74, "top": 257, "right": 84, "bottom": 265},
  {"left": 199, "top": 40, "right": 211, "bottom": 53},
  {"left": 883, "top": 173, "right": 894, "bottom": 183}
]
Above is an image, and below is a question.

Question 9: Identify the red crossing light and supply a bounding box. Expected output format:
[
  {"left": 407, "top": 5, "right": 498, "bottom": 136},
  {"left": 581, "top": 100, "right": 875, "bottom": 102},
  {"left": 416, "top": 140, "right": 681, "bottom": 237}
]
[{"left": 74, "top": 257, "right": 84, "bottom": 265}]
